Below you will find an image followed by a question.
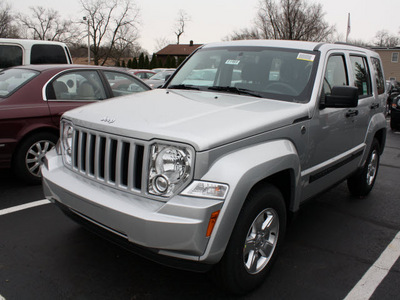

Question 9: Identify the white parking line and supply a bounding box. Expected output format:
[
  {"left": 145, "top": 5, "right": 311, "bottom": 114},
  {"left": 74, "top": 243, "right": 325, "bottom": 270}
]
[
  {"left": 0, "top": 199, "right": 50, "bottom": 216},
  {"left": 0, "top": 294, "right": 5, "bottom": 300},
  {"left": 344, "top": 231, "right": 400, "bottom": 300}
]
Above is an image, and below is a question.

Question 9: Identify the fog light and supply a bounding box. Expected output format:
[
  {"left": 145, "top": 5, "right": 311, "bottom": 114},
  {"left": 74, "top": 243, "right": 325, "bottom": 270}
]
[{"left": 153, "top": 175, "right": 170, "bottom": 194}]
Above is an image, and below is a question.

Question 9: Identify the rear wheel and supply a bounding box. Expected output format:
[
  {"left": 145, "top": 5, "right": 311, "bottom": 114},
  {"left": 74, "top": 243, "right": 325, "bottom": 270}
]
[
  {"left": 347, "top": 138, "right": 380, "bottom": 197},
  {"left": 13, "top": 132, "right": 58, "bottom": 184},
  {"left": 212, "top": 184, "right": 286, "bottom": 295}
]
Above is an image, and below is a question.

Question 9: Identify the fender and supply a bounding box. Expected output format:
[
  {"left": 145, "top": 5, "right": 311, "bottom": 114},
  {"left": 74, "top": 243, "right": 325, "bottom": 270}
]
[
  {"left": 362, "top": 112, "right": 387, "bottom": 164},
  {"left": 198, "top": 139, "right": 300, "bottom": 263}
]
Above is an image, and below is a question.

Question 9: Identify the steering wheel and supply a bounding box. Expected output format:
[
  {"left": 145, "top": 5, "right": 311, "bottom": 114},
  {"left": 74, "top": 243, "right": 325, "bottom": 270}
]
[{"left": 265, "top": 82, "right": 298, "bottom": 94}]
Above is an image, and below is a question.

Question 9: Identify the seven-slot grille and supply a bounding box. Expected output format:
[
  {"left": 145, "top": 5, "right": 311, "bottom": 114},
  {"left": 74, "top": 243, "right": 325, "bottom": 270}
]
[{"left": 69, "top": 127, "right": 145, "bottom": 192}]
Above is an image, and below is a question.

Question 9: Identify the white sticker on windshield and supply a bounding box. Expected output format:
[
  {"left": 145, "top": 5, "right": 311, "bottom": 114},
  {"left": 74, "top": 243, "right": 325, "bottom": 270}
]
[
  {"left": 297, "top": 53, "right": 315, "bottom": 62},
  {"left": 225, "top": 59, "right": 240, "bottom": 65}
]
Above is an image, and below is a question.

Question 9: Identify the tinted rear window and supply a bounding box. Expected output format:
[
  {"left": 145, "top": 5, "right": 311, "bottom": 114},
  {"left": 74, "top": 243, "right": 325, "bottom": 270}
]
[
  {"left": 31, "top": 44, "right": 68, "bottom": 64},
  {"left": 0, "top": 45, "right": 23, "bottom": 68},
  {"left": 0, "top": 68, "right": 39, "bottom": 97}
]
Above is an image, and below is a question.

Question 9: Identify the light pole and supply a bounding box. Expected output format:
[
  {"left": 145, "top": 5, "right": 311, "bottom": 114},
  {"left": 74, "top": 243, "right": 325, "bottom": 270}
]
[{"left": 83, "top": 16, "right": 90, "bottom": 65}]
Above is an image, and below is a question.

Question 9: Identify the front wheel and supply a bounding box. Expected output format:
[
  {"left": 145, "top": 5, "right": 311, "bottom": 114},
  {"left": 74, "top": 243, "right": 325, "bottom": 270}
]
[
  {"left": 212, "top": 184, "right": 286, "bottom": 295},
  {"left": 13, "top": 132, "right": 58, "bottom": 184},
  {"left": 347, "top": 138, "right": 380, "bottom": 197}
]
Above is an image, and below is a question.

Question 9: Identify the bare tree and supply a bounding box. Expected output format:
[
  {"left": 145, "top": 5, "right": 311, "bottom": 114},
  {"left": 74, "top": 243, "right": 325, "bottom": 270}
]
[
  {"left": 80, "top": 0, "right": 140, "bottom": 65},
  {"left": 0, "top": 2, "right": 19, "bottom": 38},
  {"left": 17, "top": 6, "right": 78, "bottom": 42},
  {"left": 174, "top": 10, "right": 190, "bottom": 44},
  {"left": 374, "top": 30, "right": 399, "bottom": 47},
  {"left": 154, "top": 37, "right": 172, "bottom": 52},
  {"left": 227, "top": 0, "right": 335, "bottom": 42}
]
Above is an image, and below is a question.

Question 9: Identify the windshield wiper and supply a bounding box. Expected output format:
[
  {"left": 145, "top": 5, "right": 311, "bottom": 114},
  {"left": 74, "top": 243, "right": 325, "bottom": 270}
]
[
  {"left": 208, "top": 86, "right": 263, "bottom": 98},
  {"left": 168, "top": 84, "right": 200, "bottom": 90}
]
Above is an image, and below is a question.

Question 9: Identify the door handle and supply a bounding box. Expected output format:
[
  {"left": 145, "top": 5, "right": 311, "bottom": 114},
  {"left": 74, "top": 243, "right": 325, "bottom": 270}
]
[{"left": 346, "top": 109, "right": 358, "bottom": 118}]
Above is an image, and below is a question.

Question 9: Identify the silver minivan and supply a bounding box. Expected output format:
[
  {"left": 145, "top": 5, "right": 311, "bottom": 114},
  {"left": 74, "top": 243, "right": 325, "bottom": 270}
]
[{"left": 0, "top": 38, "right": 72, "bottom": 69}]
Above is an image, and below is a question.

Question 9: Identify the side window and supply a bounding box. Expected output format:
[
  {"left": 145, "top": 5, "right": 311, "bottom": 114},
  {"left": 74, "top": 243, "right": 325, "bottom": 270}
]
[
  {"left": 392, "top": 52, "right": 399, "bottom": 63},
  {"left": 48, "top": 70, "right": 106, "bottom": 100},
  {"left": 371, "top": 57, "right": 385, "bottom": 95},
  {"left": 31, "top": 45, "right": 68, "bottom": 64},
  {"left": 0, "top": 45, "right": 23, "bottom": 68},
  {"left": 350, "top": 56, "right": 372, "bottom": 97},
  {"left": 103, "top": 71, "right": 149, "bottom": 96},
  {"left": 324, "top": 55, "right": 348, "bottom": 95}
]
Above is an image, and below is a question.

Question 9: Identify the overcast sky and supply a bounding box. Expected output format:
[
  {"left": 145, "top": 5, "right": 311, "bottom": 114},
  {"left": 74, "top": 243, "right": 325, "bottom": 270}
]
[{"left": 10, "top": 0, "right": 400, "bottom": 53}]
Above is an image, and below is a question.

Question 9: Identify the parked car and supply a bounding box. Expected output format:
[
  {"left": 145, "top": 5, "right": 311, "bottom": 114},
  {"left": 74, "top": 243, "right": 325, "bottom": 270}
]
[
  {"left": 0, "top": 64, "right": 150, "bottom": 183},
  {"left": 0, "top": 38, "right": 72, "bottom": 69},
  {"left": 145, "top": 69, "right": 176, "bottom": 88},
  {"left": 390, "top": 94, "right": 400, "bottom": 130},
  {"left": 42, "top": 40, "right": 387, "bottom": 295},
  {"left": 127, "top": 69, "right": 156, "bottom": 80},
  {"left": 386, "top": 80, "right": 400, "bottom": 114}
]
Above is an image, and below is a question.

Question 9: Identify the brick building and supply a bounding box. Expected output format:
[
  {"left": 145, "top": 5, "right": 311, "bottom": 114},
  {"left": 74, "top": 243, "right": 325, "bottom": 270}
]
[{"left": 155, "top": 41, "right": 202, "bottom": 66}]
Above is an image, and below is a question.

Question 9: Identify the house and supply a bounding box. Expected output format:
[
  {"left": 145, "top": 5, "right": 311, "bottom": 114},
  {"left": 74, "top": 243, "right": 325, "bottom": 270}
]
[
  {"left": 372, "top": 47, "right": 400, "bottom": 81},
  {"left": 155, "top": 41, "right": 202, "bottom": 66}
]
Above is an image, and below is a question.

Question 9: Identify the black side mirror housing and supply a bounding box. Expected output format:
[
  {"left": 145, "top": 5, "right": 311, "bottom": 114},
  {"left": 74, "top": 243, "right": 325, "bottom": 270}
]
[{"left": 321, "top": 86, "right": 359, "bottom": 109}]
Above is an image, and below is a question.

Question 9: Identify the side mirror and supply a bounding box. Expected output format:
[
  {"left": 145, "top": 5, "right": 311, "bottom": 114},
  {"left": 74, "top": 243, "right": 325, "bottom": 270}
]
[{"left": 321, "top": 86, "right": 358, "bottom": 109}]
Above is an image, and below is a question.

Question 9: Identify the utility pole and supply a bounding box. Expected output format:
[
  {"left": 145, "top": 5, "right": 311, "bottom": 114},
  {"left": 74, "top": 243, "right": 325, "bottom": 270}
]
[{"left": 83, "top": 16, "right": 90, "bottom": 65}]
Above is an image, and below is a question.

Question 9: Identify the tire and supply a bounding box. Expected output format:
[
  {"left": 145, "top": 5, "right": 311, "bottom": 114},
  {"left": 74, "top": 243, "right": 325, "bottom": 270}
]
[
  {"left": 347, "top": 138, "right": 380, "bottom": 197},
  {"left": 13, "top": 132, "right": 58, "bottom": 184},
  {"left": 212, "top": 184, "right": 287, "bottom": 295}
]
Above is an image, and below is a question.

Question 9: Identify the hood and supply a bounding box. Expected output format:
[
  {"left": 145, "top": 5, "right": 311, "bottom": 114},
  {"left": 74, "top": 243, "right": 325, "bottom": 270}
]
[{"left": 64, "top": 89, "right": 309, "bottom": 151}]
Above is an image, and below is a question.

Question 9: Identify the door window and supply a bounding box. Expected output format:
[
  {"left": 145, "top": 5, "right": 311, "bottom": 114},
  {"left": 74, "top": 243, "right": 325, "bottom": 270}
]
[
  {"left": 371, "top": 57, "right": 385, "bottom": 95},
  {"left": 0, "top": 45, "right": 23, "bottom": 68},
  {"left": 31, "top": 45, "right": 68, "bottom": 64},
  {"left": 48, "top": 70, "right": 106, "bottom": 100},
  {"left": 323, "top": 55, "right": 348, "bottom": 95},
  {"left": 103, "top": 71, "right": 149, "bottom": 96},
  {"left": 350, "top": 56, "right": 372, "bottom": 97}
]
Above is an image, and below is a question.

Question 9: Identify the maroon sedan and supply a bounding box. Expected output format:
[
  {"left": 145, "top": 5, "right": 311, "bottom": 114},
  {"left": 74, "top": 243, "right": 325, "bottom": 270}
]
[{"left": 0, "top": 64, "right": 150, "bottom": 183}]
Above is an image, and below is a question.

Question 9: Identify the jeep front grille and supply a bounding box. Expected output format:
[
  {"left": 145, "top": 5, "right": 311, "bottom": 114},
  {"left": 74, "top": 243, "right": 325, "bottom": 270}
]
[{"left": 69, "top": 128, "right": 145, "bottom": 192}]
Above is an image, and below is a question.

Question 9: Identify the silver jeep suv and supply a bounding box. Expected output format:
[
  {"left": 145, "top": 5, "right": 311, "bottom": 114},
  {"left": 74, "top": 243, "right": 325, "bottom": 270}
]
[{"left": 42, "top": 40, "right": 387, "bottom": 294}]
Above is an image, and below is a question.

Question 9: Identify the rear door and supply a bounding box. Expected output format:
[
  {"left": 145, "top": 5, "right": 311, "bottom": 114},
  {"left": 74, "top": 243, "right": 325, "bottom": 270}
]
[{"left": 347, "top": 54, "right": 375, "bottom": 147}]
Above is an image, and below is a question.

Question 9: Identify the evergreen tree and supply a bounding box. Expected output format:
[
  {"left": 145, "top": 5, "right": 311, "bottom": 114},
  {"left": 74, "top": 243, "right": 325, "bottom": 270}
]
[
  {"left": 138, "top": 53, "right": 145, "bottom": 69},
  {"left": 127, "top": 59, "right": 132, "bottom": 68},
  {"left": 150, "top": 54, "right": 157, "bottom": 69},
  {"left": 121, "top": 60, "right": 126, "bottom": 68},
  {"left": 144, "top": 55, "right": 150, "bottom": 69},
  {"left": 132, "top": 57, "right": 138, "bottom": 69}
]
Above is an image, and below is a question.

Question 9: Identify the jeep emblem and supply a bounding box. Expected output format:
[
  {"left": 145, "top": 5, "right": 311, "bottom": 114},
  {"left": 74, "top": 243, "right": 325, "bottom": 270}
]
[{"left": 101, "top": 116, "right": 116, "bottom": 124}]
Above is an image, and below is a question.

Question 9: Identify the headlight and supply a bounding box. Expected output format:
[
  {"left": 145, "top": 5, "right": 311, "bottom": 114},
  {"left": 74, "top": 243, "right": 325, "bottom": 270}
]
[
  {"left": 148, "top": 143, "right": 194, "bottom": 197},
  {"left": 61, "top": 121, "right": 74, "bottom": 165}
]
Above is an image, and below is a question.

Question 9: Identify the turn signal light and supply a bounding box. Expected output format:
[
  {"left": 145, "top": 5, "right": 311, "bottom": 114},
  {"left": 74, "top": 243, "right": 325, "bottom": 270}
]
[{"left": 206, "top": 210, "right": 220, "bottom": 237}]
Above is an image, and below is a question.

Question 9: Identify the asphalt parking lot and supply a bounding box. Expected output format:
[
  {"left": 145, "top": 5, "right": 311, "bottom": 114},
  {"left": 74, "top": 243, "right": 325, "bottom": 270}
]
[{"left": 1, "top": 127, "right": 399, "bottom": 300}]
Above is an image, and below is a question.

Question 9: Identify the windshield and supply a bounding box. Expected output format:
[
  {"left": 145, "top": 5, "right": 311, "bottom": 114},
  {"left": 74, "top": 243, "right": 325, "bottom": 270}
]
[
  {"left": 0, "top": 68, "right": 39, "bottom": 97},
  {"left": 149, "top": 70, "right": 174, "bottom": 80},
  {"left": 167, "top": 46, "right": 319, "bottom": 102}
]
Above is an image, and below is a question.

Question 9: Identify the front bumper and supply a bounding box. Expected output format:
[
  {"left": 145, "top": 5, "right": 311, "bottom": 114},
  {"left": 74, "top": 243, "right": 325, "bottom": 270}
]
[{"left": 42, "top": 149, "right": 224, "bottom": 268}]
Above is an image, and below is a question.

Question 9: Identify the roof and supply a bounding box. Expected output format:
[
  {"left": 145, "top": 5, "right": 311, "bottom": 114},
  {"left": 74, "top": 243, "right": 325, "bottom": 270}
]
[
  {"left": 156, "top": 43, "right": 203, "bottom": 56},
  {"left": 0, "top": 38, "right": 68, "bottom": 47}
]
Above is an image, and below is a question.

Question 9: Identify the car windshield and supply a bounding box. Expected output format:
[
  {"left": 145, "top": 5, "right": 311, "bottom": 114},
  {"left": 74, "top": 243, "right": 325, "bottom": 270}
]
[
  {"left": 149, "top": 71, "right": 174, "bottom": 80},
  {"left": 0, "top": 68, "right": 39, "bottom": 97},
  {"left": 167, "top": 46, "right": 320, "bottom": 103}
]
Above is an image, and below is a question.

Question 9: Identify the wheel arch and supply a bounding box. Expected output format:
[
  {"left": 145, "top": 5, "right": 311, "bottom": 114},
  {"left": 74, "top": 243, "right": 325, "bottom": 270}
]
[{"left": 199, "top": 139, "right": 300, "bottom": 263}]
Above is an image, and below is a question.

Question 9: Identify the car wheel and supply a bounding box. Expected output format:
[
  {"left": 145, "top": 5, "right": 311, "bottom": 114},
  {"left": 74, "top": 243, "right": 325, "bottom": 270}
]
[
  {"left": 347, "top": 138, "right": 380, "bottom": 197},
  {"left": 212, "top": 184, "right": 286, "bottom": 295},
  {"left": 13, "top": 132, "right": 58, "bottom": 184}
]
